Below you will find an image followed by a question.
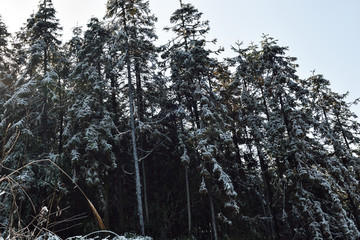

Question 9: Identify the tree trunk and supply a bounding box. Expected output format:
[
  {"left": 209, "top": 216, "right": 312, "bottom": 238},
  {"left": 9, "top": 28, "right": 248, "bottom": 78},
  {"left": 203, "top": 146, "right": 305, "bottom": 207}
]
[
  {"left": 110, "top": 73, "right": 118, "bottom": 116},
  {"left": 121, "top": 2, "right": 145, "bottom": 234},
  {"left": 103, "top": 182, "right": 110, "bottom": 229},
  {"left": 42, "top": 47, "right": 49, "bottom": 148},
  {"left": 135, "top": 60, "right": 149, "bottom": 226},
  {"left": 178, "top": 117, "right": 193, "bottom": 239},
  {"left": 42, "top": 0, "right": 49, "bottom": 149},
  {"left": 185, "top": 164, "right": 192, "bottom": 238},
  {"left": 209, "top": 190, "right": 218, "bottom": 240},
  {"left": 58, "top": 77, "right": 64, "bottom": 154},
  {"left": 142, "top": 160, "right": 149, "bottom": 225},
  {"left": 127, "top": 58, "right": 145, "bottom": 236},
  {"left": 255, "top": 141, "right": 279, "bottom": 239},
  {"left": 336, "top": 114, "right": 351, "bottom": 151}
]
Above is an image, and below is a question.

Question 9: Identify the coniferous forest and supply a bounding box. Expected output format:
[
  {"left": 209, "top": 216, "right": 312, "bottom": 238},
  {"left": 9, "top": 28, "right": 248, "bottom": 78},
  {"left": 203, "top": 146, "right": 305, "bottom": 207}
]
[{"left": 1, "top": 0, "right": 360, "bottom": 239}]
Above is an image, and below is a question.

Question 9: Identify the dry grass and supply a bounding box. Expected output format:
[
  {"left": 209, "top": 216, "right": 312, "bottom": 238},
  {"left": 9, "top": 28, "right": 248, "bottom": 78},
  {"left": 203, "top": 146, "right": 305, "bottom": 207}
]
[
  {"left": 0, "top": 158, "right": 106, "bottom": 238},
  {"left": 0, "top": 125, "right": 106, "bottom": 238}
]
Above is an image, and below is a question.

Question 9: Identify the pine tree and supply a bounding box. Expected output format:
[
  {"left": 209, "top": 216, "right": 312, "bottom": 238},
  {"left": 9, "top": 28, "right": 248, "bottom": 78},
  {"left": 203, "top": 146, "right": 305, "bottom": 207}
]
[
  {"left": 3, "top": 0, "right": 62, "bottom": 170},
  {"left": 165, "top": 2, "right": 239, "bottom": 238},
  {"left": 0, "top": 16, "right": 11, "bottom": 117},
  {"left": 2, "top": 30, "right": 32, "bottom": 169},
  {"left": 0, "top": 15, "right": 12, "bottom": 144},
  {"left": 25, "top": 0, "right": 62, "bottom": 150},
  {"left": 226, "top": 42, "right": 282, "bottom": 238},
  {"left": 229, "top": 36, "right": 360, "bottom": 239},
  {"left": 306, "top": 74, "right": 360, "bottom": 235},
  {"left": 105, "top": 0, "right": 159, "bottom": 235},
  {"left": 0, "top": 17, "right": 15, "bottom": 227},
  {"left": 63, "top": 18, "right": 118, "bottom": 229},
  {"left": 2, "top": 2, "right": 360, "bottom": 238},
  {"left": 0, "top": 0, "right": 65, "bottom": 232}
]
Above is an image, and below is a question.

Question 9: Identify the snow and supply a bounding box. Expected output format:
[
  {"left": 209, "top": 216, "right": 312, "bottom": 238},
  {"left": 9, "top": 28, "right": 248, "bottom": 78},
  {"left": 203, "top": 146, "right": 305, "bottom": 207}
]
[
  {"left": 71, "top": 149, "right": 80, "bottom": 162},
  {"left": 33, "top": 231, "right": 152, "bottom": 240},
  {"left": 180, "top": 149, "right": 190, "bottom": 164},
  {"left": 199, "top": 177, "right": 207, "bottom": 194}
]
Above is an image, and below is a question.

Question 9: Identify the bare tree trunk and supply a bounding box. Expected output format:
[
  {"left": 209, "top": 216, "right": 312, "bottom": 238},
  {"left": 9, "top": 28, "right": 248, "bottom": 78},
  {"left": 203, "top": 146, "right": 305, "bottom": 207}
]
[
  {"left": 178, "top": 117, "right": 192, "bottom": 238},
  {"left": 103, "top": 183, "right": 110, "bottom": 229},
  {"left": 135, "top": 60, "right": 150, "bottom": 226},
  {"left": 42, "top": 46, "right": 49, "bottom": 149},
  {"left": 185, "top": 164, "right": 192, "bottom": 238},
  {"left": 127, "top": 59, "right": 145, "bottom": 235},
  {"left": 255, "top": 142, "right": 278, "bottom": 239},
  {"left": 209, "top": 191, "right": 218, "bottom": 240},
  {"left": 58, "top": 77, "right": 64, "bottom": 154},
  {"left": 121, "top": 3, "right": 144, "bottom": 233},
  {"left": 142, "top": 160, "right": 149, "bottom": 224}
]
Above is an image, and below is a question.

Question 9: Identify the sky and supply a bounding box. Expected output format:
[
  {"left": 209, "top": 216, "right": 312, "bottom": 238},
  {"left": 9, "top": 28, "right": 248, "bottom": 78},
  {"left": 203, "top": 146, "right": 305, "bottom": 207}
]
[{"left": 0, "top": 0, "right": 360, "bottom": 115}]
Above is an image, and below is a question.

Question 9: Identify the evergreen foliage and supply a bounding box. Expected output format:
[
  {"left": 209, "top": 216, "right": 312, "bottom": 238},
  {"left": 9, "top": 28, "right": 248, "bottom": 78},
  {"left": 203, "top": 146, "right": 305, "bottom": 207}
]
[{"left": 1, "top": 0, "right": 360, "bottom": 239}]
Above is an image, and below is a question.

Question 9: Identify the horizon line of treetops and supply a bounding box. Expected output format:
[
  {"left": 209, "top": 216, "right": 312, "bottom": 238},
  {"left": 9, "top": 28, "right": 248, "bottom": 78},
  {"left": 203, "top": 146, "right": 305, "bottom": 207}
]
[{"left": 1, "top": 0, "right": 360, "bottom": 239}]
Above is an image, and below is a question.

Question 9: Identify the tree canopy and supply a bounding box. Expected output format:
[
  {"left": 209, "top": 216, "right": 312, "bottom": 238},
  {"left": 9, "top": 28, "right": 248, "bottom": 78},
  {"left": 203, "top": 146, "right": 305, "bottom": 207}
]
[{"left": 1, "top": 1, "right": 360, "bottom": 239}]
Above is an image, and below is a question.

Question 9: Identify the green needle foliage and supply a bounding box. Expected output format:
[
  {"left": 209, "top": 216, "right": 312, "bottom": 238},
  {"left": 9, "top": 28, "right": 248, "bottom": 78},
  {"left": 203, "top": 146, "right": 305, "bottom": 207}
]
[{"left": 1, "top": 1, "right": 360, "bottom": 239}]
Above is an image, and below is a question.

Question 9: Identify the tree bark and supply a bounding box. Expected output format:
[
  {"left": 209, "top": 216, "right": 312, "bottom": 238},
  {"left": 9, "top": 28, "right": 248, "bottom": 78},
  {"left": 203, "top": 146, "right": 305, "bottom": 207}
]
[
  {"left": 209, "top": 190, "right": 218, "bottom": 240},
  {"left": 121, "top": 3, "right": 145, "bottom": 234},
  {"left": 142, "top": 160, "right": 149, "bottom": 224},
  {"left": 135, "top": 60, "right": 149, "bottom": 226},
  {"left": 185, "top": 164, "right": 192, "bottom": 238},
  {"left": 41, "top": 0, "right": 49, "bottom": 149},
  {"left": 42, "top": 45, "right": 49, "bottom": 149},
  {"left": 58, "top": 77, "right": 63, "bottom": 154},
  {"left": 127, "top": 58, "right": 145, "bottom": 235},
  {"left": 255, "top": 141, "right": 279, "bottom": 239}
]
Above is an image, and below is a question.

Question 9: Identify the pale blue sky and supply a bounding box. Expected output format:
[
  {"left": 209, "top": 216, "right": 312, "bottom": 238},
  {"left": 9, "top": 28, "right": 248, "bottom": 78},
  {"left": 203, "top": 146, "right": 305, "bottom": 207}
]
[{"left": 1, "top": 0, "right": 359, "bottom": 115}]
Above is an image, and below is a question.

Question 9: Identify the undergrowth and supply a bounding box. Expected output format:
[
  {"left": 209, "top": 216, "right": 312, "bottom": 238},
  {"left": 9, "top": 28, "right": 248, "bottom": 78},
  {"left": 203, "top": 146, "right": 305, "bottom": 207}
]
[{"left": 0, "top": 125, "right": 150, "bottom": 239}]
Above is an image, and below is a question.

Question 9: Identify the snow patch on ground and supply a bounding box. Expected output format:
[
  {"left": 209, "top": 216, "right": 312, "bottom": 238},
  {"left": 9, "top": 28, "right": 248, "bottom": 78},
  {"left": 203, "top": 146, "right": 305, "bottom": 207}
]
[{"left": 1, "top": 231, "right": 152, "bottom": 240}]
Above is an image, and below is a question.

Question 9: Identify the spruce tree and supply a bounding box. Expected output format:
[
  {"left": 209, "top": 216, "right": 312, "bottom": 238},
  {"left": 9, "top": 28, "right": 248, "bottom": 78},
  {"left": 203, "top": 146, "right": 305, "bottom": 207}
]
[
  {"left": 226, "top": 42, "right": 282, "bottom": 238},
  {"left": 0, "top": 0, "right": 65, "bottom": 233},
  {"left": 63, "top": 18, "right": 118, "bottom": 228},
  {"left": 0, "top": 15, "right": 11, "bottom": 143},
  {"left": 306, "top": 74, "right": 360, "bottom": 234},
  {"left": 227, "top": 36, "right": 360, "bottom": 239},
  {"left": 2, "top": 0, "right": 62, "bottom": 163},
  {"left": 105, "top": 0, "right": 158, "bottom": 235},
  {"left": 25, "top": 0, "right": 62, "bottom": 150},
  {"left": 165, "top": 2, "right": 239, "bottom": 238}
]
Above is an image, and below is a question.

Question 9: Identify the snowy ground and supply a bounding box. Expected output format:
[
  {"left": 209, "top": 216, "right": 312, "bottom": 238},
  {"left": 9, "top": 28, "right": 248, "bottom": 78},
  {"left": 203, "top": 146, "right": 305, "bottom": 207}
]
[
  {"left": 38, "top": 231, "right": 152, "bottom": 240},
  {"left": 1, "top": 231, "right": 152, "bottom": 240}
]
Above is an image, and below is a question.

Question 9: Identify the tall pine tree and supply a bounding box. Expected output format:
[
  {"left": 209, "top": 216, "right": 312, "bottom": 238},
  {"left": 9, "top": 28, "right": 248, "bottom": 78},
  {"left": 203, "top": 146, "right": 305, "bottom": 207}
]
[{"left": 105, "top": 0, "right": 159, "bottom": 235}]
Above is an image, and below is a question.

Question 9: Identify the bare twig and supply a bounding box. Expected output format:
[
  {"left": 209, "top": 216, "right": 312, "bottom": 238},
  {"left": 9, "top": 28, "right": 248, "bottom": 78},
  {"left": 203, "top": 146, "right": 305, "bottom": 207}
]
[{"left": 122, "top": 164, "right": 134, "bottom": 175}]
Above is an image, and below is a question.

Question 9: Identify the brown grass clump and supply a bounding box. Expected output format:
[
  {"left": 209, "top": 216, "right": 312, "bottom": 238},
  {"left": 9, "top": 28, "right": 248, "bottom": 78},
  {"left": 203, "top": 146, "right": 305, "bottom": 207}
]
[{"left": 0, "top": 126, "right": 106, "bottom": 238}]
